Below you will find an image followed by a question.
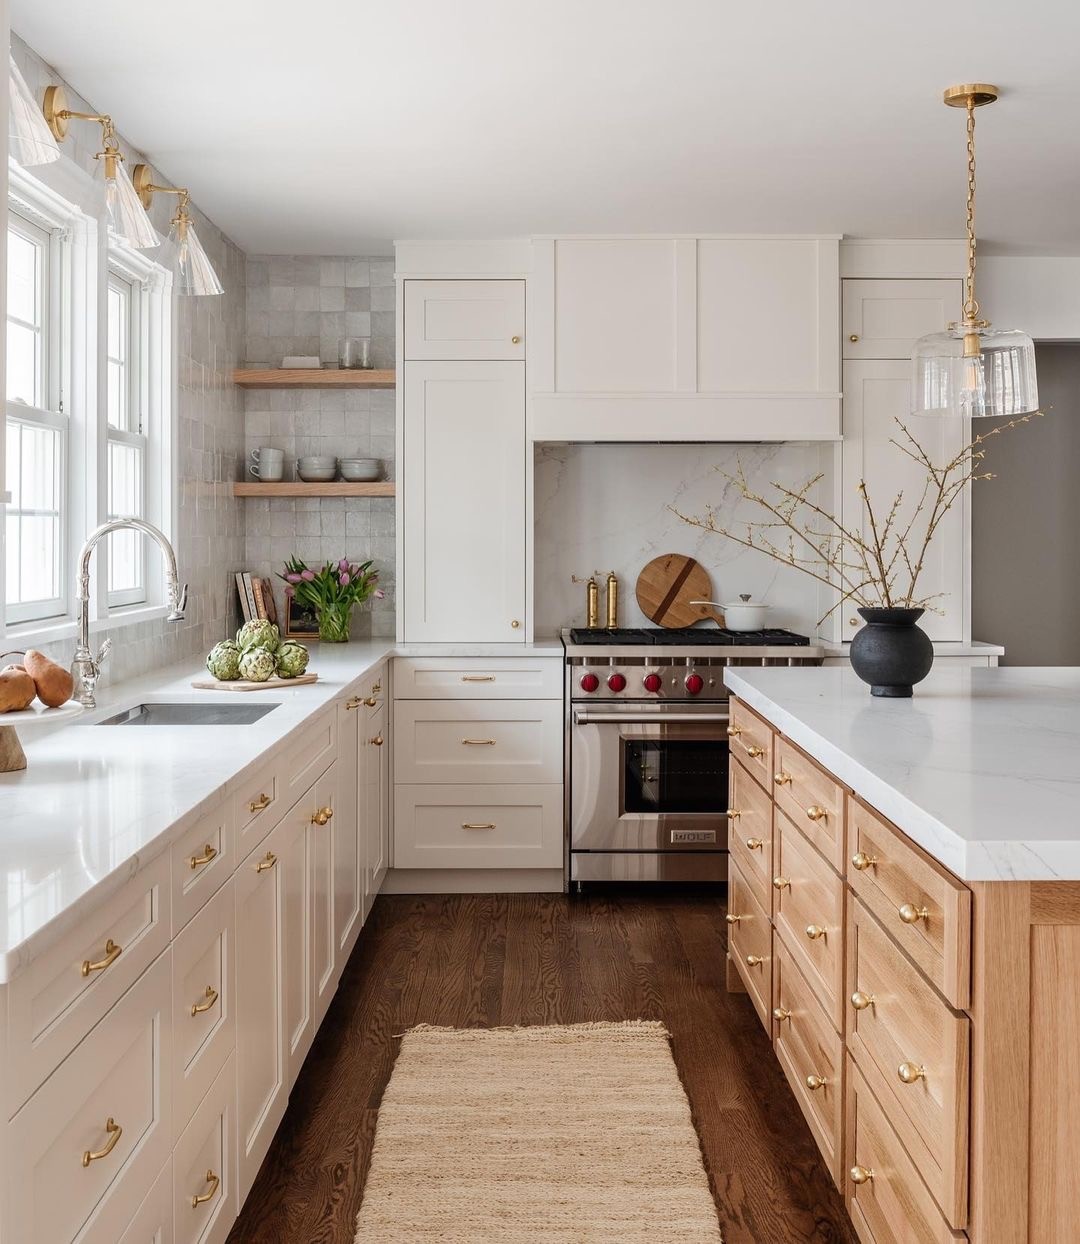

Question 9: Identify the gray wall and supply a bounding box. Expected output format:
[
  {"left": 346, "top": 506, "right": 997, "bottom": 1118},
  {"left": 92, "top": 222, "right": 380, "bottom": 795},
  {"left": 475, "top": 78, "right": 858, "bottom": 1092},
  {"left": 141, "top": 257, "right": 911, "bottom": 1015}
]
[{"left": 972, "top": 342, "right": 1080, "bottom": 665}]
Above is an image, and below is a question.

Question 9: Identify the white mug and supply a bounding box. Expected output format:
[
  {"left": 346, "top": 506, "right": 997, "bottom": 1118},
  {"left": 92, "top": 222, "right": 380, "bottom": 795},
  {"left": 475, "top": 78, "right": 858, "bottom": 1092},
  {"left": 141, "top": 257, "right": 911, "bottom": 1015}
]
[{"left": 249, "top": 447, "right": 284, "bottom": 482}]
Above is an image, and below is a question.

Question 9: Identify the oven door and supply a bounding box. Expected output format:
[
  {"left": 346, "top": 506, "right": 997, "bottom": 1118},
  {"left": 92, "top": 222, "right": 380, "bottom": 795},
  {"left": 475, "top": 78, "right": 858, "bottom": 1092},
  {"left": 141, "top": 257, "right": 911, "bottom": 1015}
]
[{"left": 570, "top": 703, "right": 730, "bottom": 852}]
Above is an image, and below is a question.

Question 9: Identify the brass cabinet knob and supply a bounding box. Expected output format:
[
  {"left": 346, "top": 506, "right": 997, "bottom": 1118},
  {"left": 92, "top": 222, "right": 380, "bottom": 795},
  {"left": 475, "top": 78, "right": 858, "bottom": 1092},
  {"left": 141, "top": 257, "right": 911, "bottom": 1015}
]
[
  {"left": 774, "top": 771, "right": 792, "bottom": 786},
  {"left": 744, "top": 954, "right": 764, "bottom": 967},
  {"left": 311, "top": 806, "right": 334, "bottom": 826},
  {"left": 745, "top": 837, "right": 764, "bottom": 851},
  {"left": 897, "top": 1061, "right": 927, "bottom": 1084},
  {"left": 849, "top": 334, "right": 860, "bottom": 342},
  {"left": 511, "top": 335, "right": 521, "bottom": 344},
  {"left": 510, "top": 619, "right": 521, "bottom": 628},
  {"left": 898, "top": 903, "right": 930, "bottom": 925},
  {"left": 726, "top": 725, "right": 742, "bottom": 738},
  {"left": 772, "top": 1006, "right": 791, "bottom": 1022},
  {"left": 851, "top": 851, "right": 878, "bottom": 872},
  {"left": 82, "top": 1116, "right": 123, "bottom": 1167},
  {"left": 725, "top": 913, "right": 743, "bottom": 925},
  {"left": 850, "top": 990, "right": 876, "bottom": 1011},
  {"left": 746, "top": 744, "right": 766, "bottom": 759},
  {"left": 363, "top": 696, "right": 378, "bottom": 706},
  {"left": 850, "top": 1165, "right": 874, "bottom": 1185},
  {"left": 849, "top": 617, "right": 860, "bottom": 627},
  {"left": 371, "top": 734, "right": 384, "bottom": 746},
  {"left": 82, "top": 938, "right": 122, "bottom": 977},
  {"left": 191, "top": 1169, "right": 220, "bottom": 1209},
  {"left": 805, "top": 805, "right": 827, "bottom": 822},
  {"left": 805, "top": 924, "right": 826, "bottom": 941},
  {"left": 772, "top": 876, "right": 790, "bottom": 890},
  {"left": 805, "top": 1074, "right": 827, "bottom": 1091},
  {"left": 727, "top": 808, "right": 741, "bottom": 819}
]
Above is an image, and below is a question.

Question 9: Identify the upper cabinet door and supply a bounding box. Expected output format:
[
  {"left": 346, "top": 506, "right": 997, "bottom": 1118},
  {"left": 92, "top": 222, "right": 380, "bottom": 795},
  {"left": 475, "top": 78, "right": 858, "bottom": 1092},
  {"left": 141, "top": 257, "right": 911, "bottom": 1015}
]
[
  {"left": 404, "top": 279, "right": 525, "bottom": 360},
  {"left": 843, "top": 278, "right": 963, "bottom": 359}
]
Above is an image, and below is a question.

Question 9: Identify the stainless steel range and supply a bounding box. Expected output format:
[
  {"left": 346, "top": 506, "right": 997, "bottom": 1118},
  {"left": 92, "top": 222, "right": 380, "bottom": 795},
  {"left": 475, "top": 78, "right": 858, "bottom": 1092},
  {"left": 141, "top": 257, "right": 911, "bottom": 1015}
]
[{"left": 564, "top": 626, "right": 824, "bottom": 885}]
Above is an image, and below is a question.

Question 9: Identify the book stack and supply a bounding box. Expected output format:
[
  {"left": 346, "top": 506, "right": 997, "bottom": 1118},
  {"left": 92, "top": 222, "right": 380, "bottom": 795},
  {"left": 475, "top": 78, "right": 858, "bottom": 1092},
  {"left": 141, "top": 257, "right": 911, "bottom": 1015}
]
[{"left": 236, "top": 572, "right": 279, "bottom": 625}]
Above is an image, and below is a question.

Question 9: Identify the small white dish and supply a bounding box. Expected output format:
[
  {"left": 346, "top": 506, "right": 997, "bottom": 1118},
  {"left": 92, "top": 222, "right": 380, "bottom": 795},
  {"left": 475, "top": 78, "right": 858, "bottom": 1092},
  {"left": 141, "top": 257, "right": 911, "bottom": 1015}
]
[{"left": 297, "top": 467, "right": 338, "bottom": 482}]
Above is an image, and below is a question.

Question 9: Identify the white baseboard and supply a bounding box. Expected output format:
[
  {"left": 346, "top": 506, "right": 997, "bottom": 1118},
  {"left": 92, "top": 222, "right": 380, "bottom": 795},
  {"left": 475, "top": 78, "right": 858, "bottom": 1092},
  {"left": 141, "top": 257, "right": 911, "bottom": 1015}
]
[{"left": 381, "top": 867, "right": 565, "bottom": 895}]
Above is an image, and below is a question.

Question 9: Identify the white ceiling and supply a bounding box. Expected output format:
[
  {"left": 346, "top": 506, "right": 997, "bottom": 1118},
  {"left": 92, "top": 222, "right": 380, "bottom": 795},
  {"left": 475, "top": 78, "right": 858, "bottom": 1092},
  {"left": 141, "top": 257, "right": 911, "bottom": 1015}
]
[{"left": 11, "top": 0, "right": 1080, "bottom": 257}]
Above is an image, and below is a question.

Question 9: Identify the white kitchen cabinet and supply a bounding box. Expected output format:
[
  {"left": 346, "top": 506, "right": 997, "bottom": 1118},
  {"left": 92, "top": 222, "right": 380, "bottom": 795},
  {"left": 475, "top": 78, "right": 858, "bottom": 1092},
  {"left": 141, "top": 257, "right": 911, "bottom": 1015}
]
[
  {"left": 311, "top": 764, "right": 340, "bottom": 1031},
  {"left": 118, "top": 1159, "right": 173, "bottom": 1244},
  {"left": 843, "top": 278, "right": 963, "bottom": 360},
  {"left": 365, "top": 699, "right": 389, "bottom": 903},
  {"left": 335, "top": 699, "right": 364, "bottom": 964},
  {"left": 171, "top": 1053, "right": 235, "bottom": 1244},
  {"left": 402, "top": 360, "right": 525, "bottom": 641},
  {"left": 281, "top": 794, "right": 315, "bottom": 1091},
  {"left": 404, "top": 279, "right": 525, "bottom": 360}
]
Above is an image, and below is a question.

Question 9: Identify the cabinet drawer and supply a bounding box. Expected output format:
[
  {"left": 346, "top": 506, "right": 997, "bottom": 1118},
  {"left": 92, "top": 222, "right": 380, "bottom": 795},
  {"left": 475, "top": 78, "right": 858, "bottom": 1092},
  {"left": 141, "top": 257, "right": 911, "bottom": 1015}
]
[
  {"left": 846, "top": 1058, "right": 966, "bottom": 1244},
  {"left": 119, "top": 1158, "right": 173, "bottom": 1244},
  {"left": 727, "top": 699, "right": 773, "bottom": 790},
  {"left": 728, "top": 758, "right": 773, "bottom": 911},
  {"left": 6, "top": 852, "right": 172, "bottom": 1118},
  {"left": 171, "top": 882, "right": 235, "bottom": 1140},
  {"left": 6, "top": 950, "right": 173, "bottom": 1244},
  {"left": 172, "top": 1052, "right": 236, "bottom": 1244},
  {"left": 393, "top": 656, "right": 562, "bottom": 700},
  {"left": 847, "top": 898, "right": 969, "bottom": 1227},
  {"left": 394, "top": 700, "right": 562, "bottom": 784},
  {"left": 394, "top": 784, "right": 562, "bottom": 868},
  {"left": 727, "top": 859, "right": 772, "bottom": 1032},
  {"left": 774, "top": 737, "right": 845, "bottom": 872},
  {"left": 234, "top": 760, "right": 284, "bottom": 860},
  {"left": 774, "top": 809, "right": 845, "bottom": 1030},
  {"left": 404, "top": 278, "right": 525, "bottom": 361},
  {"left": 283, "top": 709, "right": 337, "bottom": 805},
  {"left": 171, "top": 802, "right": 233, "bottom": 935},
  {"left": 773, "top": 934, "right": 843, "bottom": 1183},
  {"left": 847, "top": 797, "right": 971, "bottom": 1009}
]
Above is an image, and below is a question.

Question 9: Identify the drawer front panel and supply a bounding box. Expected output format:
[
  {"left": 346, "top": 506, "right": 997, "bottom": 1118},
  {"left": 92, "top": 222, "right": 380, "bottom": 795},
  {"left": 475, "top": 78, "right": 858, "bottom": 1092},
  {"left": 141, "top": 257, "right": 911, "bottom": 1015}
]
[
  {"left": 847, "top": 797, "right": 971, "bottom": 1008},
  {"left": 171, "top": 802, "right": 233, "bottom": 935},
  {"left": 284, "top": 709, "right": 337, "bottom": 805},
  {"left": 773, "top": 935, "right": 843, "bottom": 1182},
  {"left": 774, "top": 736, "right": 845, "bottom": 871},
  {"left": 774, "top": 809, "right": 844, "bottom": 1030},
  {"left": 171, "top": 882, "right": 235, "bottom": 1140},
  {"left": 234, "top": 760, "right": 284, "bottom": 860},
  {"left": 7, "top": 950, "right": 172, "bottom": 1244},
  {"left": 727, "top": 699, "right": 773, "bottom": 790},
  {"left": 846, "top": 1058, "right": 966, "bottom": 1244},
  {"left": 118, "top": 1157, "right": 174, "bottom": 1244},
  {"left": 173, "top": 1053, "right": 235, "bottom": 1244},
  {"left": 728, "top": 859, "right": 772, "bottom": 1031},
  {"left": 394, "top": 700, "right": 562, "bottom": 784},
  {"left": 394, "top": 784, "right": 562, "bottom": 868},
  {"left": 403, "top": 278, "right": 526, "bottom": 361},
  {"left": 7, "top": 852, "right": 171, "bottom": 1118},
  {"left": 848, "top": 899, "right": 969, "bottom": 1226},
  {"left": 393, "top": 656, "right": 562, "bottom": 700},
  {"left": 728, "top": 758, "right": 773, "bottom": 909}
]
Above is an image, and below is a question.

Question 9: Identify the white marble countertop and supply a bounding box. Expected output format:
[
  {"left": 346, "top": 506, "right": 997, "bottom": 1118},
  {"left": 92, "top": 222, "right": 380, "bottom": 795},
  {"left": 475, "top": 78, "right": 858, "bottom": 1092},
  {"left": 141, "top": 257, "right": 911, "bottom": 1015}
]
[
  {"left": 725, "top": 665, "right": 1080, "bottom": 883},
  {"left": 813, "top": 638, "right": 1005, "bottom": 658}
]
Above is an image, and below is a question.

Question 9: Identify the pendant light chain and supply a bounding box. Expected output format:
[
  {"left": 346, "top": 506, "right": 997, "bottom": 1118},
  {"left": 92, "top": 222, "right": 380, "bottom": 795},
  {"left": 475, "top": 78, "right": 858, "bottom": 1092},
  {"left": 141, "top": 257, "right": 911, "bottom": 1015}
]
[{"left": 964, "top": 94, "right": 979, "bottom": 322}]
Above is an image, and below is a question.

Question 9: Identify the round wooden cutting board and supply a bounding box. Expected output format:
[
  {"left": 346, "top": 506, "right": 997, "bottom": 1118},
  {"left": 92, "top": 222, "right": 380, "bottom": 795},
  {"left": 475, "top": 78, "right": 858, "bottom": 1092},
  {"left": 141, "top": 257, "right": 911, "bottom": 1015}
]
[{"left": 635, "top": 554, "right": 725, "bottom": 627}]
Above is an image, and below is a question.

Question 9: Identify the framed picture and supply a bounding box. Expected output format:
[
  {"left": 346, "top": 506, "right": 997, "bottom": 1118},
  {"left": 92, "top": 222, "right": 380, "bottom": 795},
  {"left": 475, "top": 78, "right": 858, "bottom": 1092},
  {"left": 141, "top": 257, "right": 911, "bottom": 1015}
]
[{"left": 285, "top": 597, "right": 320, "bottom": 639}]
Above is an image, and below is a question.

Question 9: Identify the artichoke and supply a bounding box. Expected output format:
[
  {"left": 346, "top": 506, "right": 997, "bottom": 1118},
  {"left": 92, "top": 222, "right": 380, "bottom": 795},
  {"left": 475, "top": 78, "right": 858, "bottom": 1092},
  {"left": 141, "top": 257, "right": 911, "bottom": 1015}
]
[
  {"left": 236, "top": 619, "right": 280, "bottom": 654},
  {"left": 276, "top": 640, "right": 310, "bottom": 679},
  {"left": 206, "top": 640, "right": 242, "bottom": 681},
  {"left": 238, "top": 646, "right": 278, "bottom": 683}
]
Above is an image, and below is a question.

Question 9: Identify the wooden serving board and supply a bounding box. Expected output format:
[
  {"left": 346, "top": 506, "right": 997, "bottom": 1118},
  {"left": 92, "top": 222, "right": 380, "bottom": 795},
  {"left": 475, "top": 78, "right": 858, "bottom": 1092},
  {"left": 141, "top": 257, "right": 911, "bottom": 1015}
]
[
  {"left": 191, "top": 673, "right": 319, "bottom": 692},
  {"left": 635, "top": 554, "right": 725, "bottom": 627}
]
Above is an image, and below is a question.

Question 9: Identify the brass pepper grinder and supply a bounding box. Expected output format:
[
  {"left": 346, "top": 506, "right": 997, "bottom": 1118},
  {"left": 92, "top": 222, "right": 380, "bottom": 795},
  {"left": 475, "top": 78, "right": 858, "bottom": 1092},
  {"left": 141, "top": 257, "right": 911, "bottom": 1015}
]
[
  {"left": 606, "top": 571, "right": 619, "bottom": 628},
  {"left": 586, "top": 576, "right": 600, "bottom": 629}
]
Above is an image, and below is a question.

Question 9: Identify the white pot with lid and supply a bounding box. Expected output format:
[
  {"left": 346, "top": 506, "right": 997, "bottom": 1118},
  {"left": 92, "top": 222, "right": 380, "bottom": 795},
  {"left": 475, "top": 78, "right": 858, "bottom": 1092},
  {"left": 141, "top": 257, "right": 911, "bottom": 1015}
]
[{"left": 690, "top": 593, "right": 771, "bottom": 631}]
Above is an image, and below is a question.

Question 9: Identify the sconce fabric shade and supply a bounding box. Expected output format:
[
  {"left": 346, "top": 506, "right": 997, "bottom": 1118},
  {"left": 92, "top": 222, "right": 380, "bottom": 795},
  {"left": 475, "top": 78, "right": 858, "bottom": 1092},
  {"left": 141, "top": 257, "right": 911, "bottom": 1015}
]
[
  {"left": 9, "top": 55, "right": 60, "bottom": 166},
  {"left": 912, "top": 324, "right": 1039, "bottom": 419},
  {"left": 104, "top": 154, "right": 160, "bottom": 250},
  {"left": 167, "top": 215, "right": 224, "bottom": 296}
]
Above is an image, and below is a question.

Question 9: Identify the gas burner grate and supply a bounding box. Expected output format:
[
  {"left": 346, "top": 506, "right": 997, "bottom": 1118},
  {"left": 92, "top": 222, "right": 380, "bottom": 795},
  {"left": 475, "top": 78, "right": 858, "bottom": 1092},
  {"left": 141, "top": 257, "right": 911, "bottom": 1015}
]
[{"left": 566, "top": 626, "right": 811, "bottom": 647}]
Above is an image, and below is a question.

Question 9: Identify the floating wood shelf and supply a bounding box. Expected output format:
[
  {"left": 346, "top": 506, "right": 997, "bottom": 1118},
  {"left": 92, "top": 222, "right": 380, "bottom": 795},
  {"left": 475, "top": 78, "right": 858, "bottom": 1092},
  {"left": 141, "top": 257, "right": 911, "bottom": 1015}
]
[
  {"left": 232, "top": 482, "right": 395, "bottom": 498},
  {"left": 233, "top": 368, "right": 395, "bottom": 389}
]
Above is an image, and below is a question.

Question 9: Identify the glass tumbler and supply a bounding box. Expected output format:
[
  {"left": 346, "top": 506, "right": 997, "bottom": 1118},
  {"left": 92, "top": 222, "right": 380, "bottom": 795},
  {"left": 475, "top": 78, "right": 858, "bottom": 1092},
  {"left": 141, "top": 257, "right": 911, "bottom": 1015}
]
[{"left": 338, "top": 336, "right": 373, "bottom": 369}]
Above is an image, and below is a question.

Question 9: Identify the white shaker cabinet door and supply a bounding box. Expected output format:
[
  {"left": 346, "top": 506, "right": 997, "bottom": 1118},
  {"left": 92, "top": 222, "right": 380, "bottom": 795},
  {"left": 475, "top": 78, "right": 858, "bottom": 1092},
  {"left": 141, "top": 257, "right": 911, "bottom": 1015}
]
[
  {"left": 842, "top": 360, "right": 967, "bottom": 642},
  {"left": 404, "top": 279, "right": 525, "bottom": 361},
  {"left": 312, "top": 763, "right": 339, "bottom": 1031},
  {"left": 402, "top": 361, "right": 525, "bottom": 642},
  {"left": 366, "top": 700, "right": 389, "bottom": 899},
  {"left": 843, "top": 278, "right": 963, "bottom": 360},
  {"left": 335, "top": 698, "right": 364, "bottom": 963}
]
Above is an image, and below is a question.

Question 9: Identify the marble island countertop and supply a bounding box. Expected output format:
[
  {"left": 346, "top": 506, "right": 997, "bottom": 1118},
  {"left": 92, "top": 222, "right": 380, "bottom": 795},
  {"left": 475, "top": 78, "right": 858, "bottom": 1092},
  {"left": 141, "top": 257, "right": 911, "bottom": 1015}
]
[{"left": 724, "top": 665, "right": 1080, "bottom": 883}]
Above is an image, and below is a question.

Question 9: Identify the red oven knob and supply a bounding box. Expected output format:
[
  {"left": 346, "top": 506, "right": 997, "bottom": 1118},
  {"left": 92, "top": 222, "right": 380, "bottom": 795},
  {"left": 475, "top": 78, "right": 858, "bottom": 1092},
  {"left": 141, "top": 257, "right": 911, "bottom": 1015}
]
[
  {"left": 580, "top": 673, "right": 600, "bottom": 693},
  {"left": 643, "top": 672, "right": 663, "bottom": 693},
  {"left": 607, "top": 673, "right": 627, "bottom": 692},
  {"left": 685, "top": 673, "right": 705, "bottom": 696}
]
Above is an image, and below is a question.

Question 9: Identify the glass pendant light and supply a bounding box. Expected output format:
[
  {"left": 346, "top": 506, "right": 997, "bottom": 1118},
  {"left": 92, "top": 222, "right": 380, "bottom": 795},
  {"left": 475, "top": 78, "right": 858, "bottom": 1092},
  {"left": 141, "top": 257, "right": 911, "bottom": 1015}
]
[
  {"left": 912, "top": 84, "right": 1038, "bottom": 419},
  {"left": 132, "top": 165, "right": 224, "bottom": 296},
  {"left": 9, "top": 54, "right": 60, "bottom": 165}
]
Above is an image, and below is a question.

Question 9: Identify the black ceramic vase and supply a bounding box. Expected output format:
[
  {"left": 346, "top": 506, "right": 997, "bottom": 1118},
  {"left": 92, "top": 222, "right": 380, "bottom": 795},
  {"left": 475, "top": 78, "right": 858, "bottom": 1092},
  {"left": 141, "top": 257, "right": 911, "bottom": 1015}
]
[{"left": 849, "top": 607, "right": 934, "bottom": 698}]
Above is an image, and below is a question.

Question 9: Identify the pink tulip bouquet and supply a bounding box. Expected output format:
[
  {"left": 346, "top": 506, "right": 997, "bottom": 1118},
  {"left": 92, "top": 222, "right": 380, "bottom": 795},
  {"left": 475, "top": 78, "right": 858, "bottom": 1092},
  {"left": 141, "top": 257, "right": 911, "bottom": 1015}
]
[{"left": 279, "top": 555, "right": 383, "bottom": 643}]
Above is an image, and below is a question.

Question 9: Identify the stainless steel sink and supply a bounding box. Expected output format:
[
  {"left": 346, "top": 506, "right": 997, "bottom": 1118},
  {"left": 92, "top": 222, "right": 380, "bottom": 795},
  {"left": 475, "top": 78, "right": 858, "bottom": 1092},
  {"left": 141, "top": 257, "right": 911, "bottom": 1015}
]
[{"left": 98, "top": 702, "right": 280, "bottom": 726}]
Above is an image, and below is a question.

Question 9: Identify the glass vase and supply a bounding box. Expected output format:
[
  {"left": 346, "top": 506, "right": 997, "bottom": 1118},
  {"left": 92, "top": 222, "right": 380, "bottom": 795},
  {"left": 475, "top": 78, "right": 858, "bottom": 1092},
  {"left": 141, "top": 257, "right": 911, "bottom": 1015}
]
[{"left": 316, "top": 601, "right": 352, "bottom": 643}]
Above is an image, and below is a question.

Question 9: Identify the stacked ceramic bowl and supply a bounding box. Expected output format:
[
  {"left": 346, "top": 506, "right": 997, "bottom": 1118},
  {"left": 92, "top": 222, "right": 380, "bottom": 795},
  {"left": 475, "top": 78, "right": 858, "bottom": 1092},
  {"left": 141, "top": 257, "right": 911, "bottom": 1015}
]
[
  {"left": 338, "top": 457, "right": 382, "bottom": 482},
  {"left": 297, "top": 455, "right": 337, "bottom": 482}
]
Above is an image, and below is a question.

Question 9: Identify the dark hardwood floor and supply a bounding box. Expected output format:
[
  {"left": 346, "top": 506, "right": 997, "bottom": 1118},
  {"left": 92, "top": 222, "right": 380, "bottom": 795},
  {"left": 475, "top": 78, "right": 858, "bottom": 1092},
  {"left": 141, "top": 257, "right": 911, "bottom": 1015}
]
[{"left": 227, "top": 890, "right": 857, "bottom": 1244}]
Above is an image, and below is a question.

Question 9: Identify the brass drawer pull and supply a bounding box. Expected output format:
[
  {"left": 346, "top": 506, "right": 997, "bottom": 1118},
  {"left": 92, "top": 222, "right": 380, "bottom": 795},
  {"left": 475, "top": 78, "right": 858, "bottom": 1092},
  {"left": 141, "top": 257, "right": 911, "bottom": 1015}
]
[
  {"left": 189, "top": 843, "right": 218, "bottom": 870},
  {"left": 745, "top": 744, "right": 766, "bottom": 759},
  {"left": 805, "top": 924, "right": 826, "bottom": 941},
  {"left": 805, "top": 805, "right": 828, "bottom": 822},
  {"left": 191, "top": 1169, "right": 220, "bottom": 1208},
  {"left": 256, "top": 850, "right": 277, "bottom": 873},
  {"left": 898, "top": 902, "right": 930, "bottom": 925},
  {"left": 372, "top": 682, "right": 382, "bottom": 695},
  {"left": 772, "top": 1006, "right": 790, "bottom": 1022},
  {"left": 850, "top": 990, "right": 876, "bottom": 1011},
  {"left": 462, "top": 738, "right": 496, "bottom": 746},
  {"left": 850, "top": 1165, "right": 874, "bottom": 1185},
  {"left": 191, "top": 985, "right": 219, "bottom": 1017},
  {"left": 726, "top": 725, "right": 742, "bottom": 738},
  {"left": 462, "top": 674, "right": 496, "bottom": 682},
  {"left": 462, "top": 822, "right": 496, "bottom": 830},
  {"left": 311, "top": 806, "right": 334, "bottom": 826},
  {"left": 249, "top": 792, "right": 272, "bottom": 813},
  {"left": 772, "top": 876, "right": 790, "bottom": 891},
  {"left": 774, "top": 771, "right": 792, "bottom": 786},
  {"left": 744, "top": 954, "right": 764, "bottom": 967},
  {"left": 726, "top": 807, "right": 741, "bottom": 819},
  {"left": 745, "top": 837, "right": 763, "bottom": 851},
  {"left": 371, "top": 734, "right": 384, "bottom": 746},
  {"left": 345, "top": 696, "right": 364, "bottom": 711},
  {"left": 897, "top": 1061, "right": 927, "bottom": 1084},
  {"left": 851, "top": 851, "right": 877, "bottom": 871},
  {"left": 82, "top": 1117, "right": 122, "bottom": 1167},
  {"left": 81, "top": 938, "right": 122, "bottom": 977},
  {"left": 725, "top": 913, "right": 743, "bottom": 925},
  {"left": 805, "top": 1074, "right": 827, "bottom": 1091}
]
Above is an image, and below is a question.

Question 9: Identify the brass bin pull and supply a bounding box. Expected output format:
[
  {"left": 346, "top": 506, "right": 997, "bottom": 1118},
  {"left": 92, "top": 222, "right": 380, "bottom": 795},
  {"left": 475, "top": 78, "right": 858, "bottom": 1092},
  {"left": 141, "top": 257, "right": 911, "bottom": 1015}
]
[
  {"left": 191, "top": 985, "right": 219, "bottom": 1017},
  {"left": 255, "top": 851, "right": 277, "bottom": 873},
  {"left": 462, "top": 822, "right": 497, "bottom": 830},
  {"left": 191, "top": 1169, "right": 220, "bottom": 1209},
  {"left": 462, "top": 674, "right": 496, "bottom": 682},
  {"left": 249, "top": 793, "right": 272, "bottom": 813},
  {"left": 82, "top": 1117, "right": 122, "bottom": 1167},
  {"left": 81, "top": 938, "right": 122, "bottom": 977},
  {"left": 189, "top": 843, "right": 218, "bottom": 870},
  {"left": 311, "top": 807, "right": 333, "bottom": 826},
  {"left": 462, "top": 738, "right": 496, "bottom": 746}
]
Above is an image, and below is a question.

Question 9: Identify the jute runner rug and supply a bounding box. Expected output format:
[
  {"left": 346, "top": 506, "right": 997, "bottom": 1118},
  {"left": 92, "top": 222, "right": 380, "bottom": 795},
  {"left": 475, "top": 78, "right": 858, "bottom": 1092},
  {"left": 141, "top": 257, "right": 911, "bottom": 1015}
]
[{"left": 354, "top": 1021, "right": 724, "bottom": 1243}]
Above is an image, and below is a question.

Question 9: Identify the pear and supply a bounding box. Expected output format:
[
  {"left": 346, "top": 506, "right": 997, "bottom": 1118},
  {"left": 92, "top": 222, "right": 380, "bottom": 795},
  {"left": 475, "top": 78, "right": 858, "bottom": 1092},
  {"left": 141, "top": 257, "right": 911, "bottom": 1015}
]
[
  {"left": 23, "top": 649, "right": 75, "bottom": 708},
  {"left": 0, "top": 666, "right": 36, "bottom": 712}
]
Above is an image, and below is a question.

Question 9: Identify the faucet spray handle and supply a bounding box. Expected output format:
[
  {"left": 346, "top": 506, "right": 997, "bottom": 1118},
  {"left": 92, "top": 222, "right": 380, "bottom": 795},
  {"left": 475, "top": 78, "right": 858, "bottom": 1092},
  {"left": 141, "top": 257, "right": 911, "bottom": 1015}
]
[
  {"left": 177, "top": 583, "right": 189, "bottom": 614},
  {"left": 96, "top": 638, "right": 113, "bottom": 670}
]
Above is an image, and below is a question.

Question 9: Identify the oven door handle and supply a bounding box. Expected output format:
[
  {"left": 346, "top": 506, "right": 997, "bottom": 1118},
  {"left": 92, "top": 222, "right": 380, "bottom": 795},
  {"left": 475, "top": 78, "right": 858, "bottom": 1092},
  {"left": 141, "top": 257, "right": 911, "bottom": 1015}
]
[{"left": 572, "top": 710, "right": 731, "bottom": 725}]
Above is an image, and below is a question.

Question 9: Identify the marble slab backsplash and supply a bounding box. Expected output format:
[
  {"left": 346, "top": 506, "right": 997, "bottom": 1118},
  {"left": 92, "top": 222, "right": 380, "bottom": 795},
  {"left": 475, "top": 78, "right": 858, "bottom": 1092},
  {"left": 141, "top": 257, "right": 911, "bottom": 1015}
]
[{"left": 534, "top": 442, "right": 837, "bottom": 637}]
